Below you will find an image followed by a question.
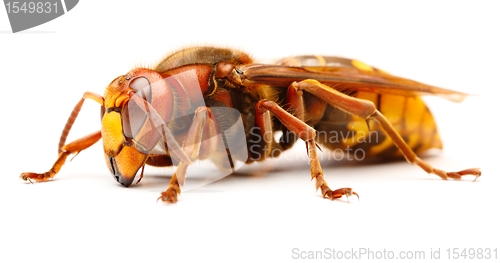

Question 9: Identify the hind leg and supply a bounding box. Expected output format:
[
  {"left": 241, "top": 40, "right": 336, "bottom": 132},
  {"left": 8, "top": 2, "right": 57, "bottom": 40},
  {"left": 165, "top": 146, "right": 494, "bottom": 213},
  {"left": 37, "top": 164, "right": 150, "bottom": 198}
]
[{"left": 292, "top": 79, "right": 481, "bottom": 180}]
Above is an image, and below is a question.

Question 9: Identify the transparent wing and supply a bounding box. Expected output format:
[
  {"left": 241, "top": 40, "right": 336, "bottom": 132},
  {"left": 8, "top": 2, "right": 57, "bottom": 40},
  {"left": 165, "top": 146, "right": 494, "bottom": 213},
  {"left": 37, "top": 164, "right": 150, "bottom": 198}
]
[
  {"left": 244, "top": 57, "right": 469, "bottom": 102},
  {"left": 123, "top": 70, "right": 248, "bottom": 191}
]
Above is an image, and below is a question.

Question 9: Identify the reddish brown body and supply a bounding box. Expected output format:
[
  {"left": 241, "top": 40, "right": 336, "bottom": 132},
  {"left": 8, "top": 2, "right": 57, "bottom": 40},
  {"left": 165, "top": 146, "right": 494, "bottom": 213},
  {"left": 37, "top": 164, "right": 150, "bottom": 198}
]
[{"left": 20, "top": 46, "right": 480, "bottom": 203}]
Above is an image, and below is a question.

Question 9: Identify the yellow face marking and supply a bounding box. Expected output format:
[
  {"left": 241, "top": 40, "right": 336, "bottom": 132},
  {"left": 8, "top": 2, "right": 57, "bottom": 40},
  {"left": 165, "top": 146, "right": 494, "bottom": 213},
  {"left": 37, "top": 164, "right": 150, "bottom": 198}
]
[
  {"left": 101, "top": 111, "right": 125, "bottom": 156},
  {"left": 351, "top": 60, "right": 374, "bottom": 71}
]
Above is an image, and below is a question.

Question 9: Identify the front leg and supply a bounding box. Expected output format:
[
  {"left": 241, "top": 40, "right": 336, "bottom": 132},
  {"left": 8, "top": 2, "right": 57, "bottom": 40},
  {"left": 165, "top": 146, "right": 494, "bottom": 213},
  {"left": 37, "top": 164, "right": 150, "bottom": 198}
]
[
  {"left": 20, "top": 131, "right": 102, "bottom": 182},
  {"left": 21, "top": 92, "right": 105, "bottom": 182},
  {"left": 158, "top": 106, "right": 219, "bottom": 203}
]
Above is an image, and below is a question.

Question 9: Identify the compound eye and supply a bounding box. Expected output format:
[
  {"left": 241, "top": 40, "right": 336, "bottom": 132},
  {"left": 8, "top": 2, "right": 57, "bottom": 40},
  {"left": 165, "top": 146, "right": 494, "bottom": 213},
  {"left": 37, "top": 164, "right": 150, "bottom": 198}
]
[
  {"left": 122, "top": 77, "right": 152, "bottom": 139},
  {"left": 129, "top": 77, "right": 152, "bottom": 102}
]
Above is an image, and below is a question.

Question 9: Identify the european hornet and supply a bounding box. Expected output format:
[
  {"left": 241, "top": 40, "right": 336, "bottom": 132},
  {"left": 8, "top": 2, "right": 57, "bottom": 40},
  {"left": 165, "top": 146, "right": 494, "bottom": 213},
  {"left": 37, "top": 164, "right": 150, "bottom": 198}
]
[{"left": 20, "top": 46, "right": 481, "bottom": 203}]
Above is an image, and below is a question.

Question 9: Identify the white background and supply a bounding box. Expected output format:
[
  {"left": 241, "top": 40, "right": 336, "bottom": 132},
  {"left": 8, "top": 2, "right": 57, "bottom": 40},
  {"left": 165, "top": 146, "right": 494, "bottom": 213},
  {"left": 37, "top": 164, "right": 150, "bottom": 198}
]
[{"left": 1, "top": 1, "right": 499, "bottom": 262}]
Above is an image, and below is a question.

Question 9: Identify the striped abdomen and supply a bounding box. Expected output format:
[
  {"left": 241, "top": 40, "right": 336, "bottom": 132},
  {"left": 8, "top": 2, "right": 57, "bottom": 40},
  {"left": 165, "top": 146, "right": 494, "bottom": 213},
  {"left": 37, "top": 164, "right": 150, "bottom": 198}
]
[{"left": 314, "top": 91, "right": 442, "bottom": 160}]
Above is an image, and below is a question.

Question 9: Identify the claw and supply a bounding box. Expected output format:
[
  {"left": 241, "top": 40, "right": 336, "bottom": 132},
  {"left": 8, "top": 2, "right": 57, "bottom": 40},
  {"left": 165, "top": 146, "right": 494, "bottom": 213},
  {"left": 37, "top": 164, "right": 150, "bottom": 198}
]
[
  {"left": 441, "top": 167, "right": 482, "bottom": 181},
  {"left": 463, "top": 168, "right": 481, "bottom": 182},
  {"left": 350, "top": 191, "right": 360, "bottom": 202},
  {"left": 473, "top": 174, "right": 481, "bottom": 183},
  {"left": 156, "top": 193, "right": 177, "bottom": 204},
  {"left": 20, "top": 173, "right": 29, "bottom": 181},
  {"left": 19, "top": 173, "right": 34, "bottom": 184},
  {"left": 157, "top": 186, "right": 180, "bottom": 204},
  {"left": 19, "top": 172, "right": 51, "bottom": 183},
  {"left": 324, "top": 187, "right": 359, "bottom": 202},
  {"left": 462, "top": 168, "right": 482, "bottom": 182}
]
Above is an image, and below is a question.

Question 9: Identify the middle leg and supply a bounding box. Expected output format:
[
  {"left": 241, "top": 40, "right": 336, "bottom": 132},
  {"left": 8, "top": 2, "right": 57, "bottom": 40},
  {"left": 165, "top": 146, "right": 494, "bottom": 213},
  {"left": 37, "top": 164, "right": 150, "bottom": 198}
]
[{"left": 254, "top": 93, "right": 358, "bottom": 201}]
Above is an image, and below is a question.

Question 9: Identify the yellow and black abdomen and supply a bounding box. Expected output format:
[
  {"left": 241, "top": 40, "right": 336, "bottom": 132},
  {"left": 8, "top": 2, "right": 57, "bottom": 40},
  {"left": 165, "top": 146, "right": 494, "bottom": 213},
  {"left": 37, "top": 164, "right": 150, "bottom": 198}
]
[{"left": 314, "top": 91, "right": 442, "bottom": 160}]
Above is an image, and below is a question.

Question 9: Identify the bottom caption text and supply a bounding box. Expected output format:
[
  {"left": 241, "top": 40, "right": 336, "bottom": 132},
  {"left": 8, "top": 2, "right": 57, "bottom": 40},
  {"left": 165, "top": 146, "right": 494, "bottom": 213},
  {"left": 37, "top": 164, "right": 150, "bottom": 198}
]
[{"left": 291, "top": 248, "right": 498, "bottom": 260}]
